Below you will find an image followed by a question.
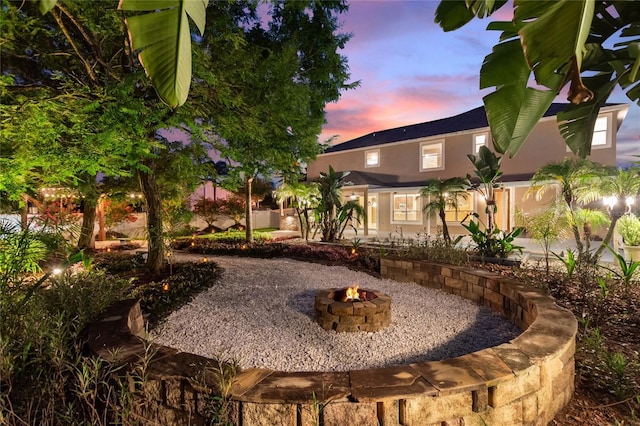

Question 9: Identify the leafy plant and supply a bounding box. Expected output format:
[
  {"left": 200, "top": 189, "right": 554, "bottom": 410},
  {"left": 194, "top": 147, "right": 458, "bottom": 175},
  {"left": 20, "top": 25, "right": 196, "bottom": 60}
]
[
  {"left": 0, "top": 264, "right": 133, "bottom": 425},
  {"left": 603, "top": 245, "right": 640, "bottom": 286},
  {"left": 0, "top": 219, "right": 47, "bottom": 276},
  {"left": 314, "top": 167, "right": 366, "bottom": 242},
  {"left": 461, "top": 216, "right": 523, "bottom": 258},
  {"left": 552, "top": 249, "right": 578, "bottom": 278},
  {"left": 597, "top": 276, "right": 610, "bottom": 299},
  {"left": 618, "top": 214, "right": 640, "bottom": 247},
  {"left": 516, "top": 206, "right": 568, "bottom": 274},
  {"left": 195, "top": 353, "right": 240, "bottom": 426},
  {"left": 274, "top": 181, "right": 320, "bottom": 241},
  {"left": 103, "top": 199, "right": 138, "bottom": 235}
]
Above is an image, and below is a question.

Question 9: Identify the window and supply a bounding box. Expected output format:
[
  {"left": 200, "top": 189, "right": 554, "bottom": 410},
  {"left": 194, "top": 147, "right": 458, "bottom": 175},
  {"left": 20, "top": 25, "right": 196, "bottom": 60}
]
[
  {"left": 473, "top": 133, "right": 487, "bottom": 154},
  {"left": 444, "top": 193, "right": 474, "bottom": 222},
  {"left": 420, "top": 141, "right": 443, "bottom": 171},
  {"left": 592, "top": 116, "right": 608, "bottom": 147},
  {"left": 392, "top": 193, "right": 421, "bottom": 223},
  {"left": 569, "top": 115, "right": 611, "bottom": 151},
  {"left": 365, "top": 149, "right": 380, "bottom": 167}
]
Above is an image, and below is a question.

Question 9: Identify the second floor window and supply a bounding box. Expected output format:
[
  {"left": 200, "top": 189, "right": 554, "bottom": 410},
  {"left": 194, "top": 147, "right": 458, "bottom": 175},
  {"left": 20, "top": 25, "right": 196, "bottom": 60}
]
[
  {"left": 592, "top": 116, "right": 608, "bottom": 147},
  {"left": 568, "top": 114, "right": 611, "bottom": 151},
  {"left": 365, "top": 149, "right": 380, "bottom": 167},
  {"left": 420, "top": 141, "right": 443, "bottom": 171},
  {"left": 473, "top": 133, "right": 487, "bottom": 154}
]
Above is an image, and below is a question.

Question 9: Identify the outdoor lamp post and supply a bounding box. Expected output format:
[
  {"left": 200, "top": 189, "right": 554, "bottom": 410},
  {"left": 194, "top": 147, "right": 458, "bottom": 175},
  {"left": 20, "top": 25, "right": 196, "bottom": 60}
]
[
  {"left": 603, "top": 195, "right": 634, "bottom": 216},
  {"left": 603, "top": 195, "right": 635, "bottom": 253}
]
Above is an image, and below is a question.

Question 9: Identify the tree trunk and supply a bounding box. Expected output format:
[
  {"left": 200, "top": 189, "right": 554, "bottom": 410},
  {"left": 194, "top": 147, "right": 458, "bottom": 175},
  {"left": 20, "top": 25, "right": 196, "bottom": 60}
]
[
  {"left": 595, "top": 215, "right": 622, "bottom": 258},
  {"left": 77, "top": 196, "right": 97, "bottom": 250},
  {"left": 486, "top": 200, "right": 496, "bottom": 234},
  {"left": 245, "top": 176, "right": 254, "bottom": 243},
  {"left": 138, "top": 162, "right": 164, "bottom": 274},
  {"left": 439, "top": 208, "right": 450, "bottom": 243},
  {"left": 21, "top": 195, "right": 28, "bottom": 228}
]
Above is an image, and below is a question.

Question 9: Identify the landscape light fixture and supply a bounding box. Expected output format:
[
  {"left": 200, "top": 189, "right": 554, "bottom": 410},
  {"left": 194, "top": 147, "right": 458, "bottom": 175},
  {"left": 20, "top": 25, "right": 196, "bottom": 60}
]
[{"left": 603, "top": 195, "right": 634, "bottom": 215}]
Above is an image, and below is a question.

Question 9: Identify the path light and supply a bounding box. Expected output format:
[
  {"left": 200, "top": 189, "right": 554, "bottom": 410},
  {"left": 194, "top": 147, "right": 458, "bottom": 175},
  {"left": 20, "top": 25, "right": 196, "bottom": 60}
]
[
  {"left": 52, "top": 267, "right": 63, "bottom": 275},
  {"left": 202, "top": 257, "right": 208, "bottom": 263}
]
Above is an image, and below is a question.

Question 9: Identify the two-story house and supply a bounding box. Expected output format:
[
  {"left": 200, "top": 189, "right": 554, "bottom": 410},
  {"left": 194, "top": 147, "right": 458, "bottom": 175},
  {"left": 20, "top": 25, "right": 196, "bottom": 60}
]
[{"left": 306, "top": 103, "right": 630, "bottom": 238}]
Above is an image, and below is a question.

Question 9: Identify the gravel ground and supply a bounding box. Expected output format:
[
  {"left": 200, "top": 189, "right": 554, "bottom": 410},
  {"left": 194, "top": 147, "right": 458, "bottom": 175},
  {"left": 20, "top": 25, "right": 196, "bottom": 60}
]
[{"left": 151, "top": 256, "right": 521, "bottom": 372}]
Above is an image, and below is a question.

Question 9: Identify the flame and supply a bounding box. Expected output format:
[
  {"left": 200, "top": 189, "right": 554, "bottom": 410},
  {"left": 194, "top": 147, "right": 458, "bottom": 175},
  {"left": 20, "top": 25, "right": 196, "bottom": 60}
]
[{"left": 344, "top": 284, "right": 360, "bottom": 301}]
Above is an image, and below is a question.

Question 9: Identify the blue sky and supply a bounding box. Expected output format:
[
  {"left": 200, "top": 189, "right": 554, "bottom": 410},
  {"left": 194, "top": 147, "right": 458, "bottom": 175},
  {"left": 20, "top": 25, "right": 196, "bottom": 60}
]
[{"left": 319, "top": 1, "right": 639, "bottom": 163}]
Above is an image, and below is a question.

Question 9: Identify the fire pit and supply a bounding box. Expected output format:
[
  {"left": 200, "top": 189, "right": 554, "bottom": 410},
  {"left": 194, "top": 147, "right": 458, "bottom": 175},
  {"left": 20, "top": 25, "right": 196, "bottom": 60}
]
[{"left": 314, "top": 285, "right": 391, "bottom": 332}]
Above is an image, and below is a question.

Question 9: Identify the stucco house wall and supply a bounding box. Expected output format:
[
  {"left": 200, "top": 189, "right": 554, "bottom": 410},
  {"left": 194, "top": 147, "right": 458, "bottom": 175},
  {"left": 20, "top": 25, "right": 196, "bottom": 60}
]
[{"left": 306, "top": 103, "right": 629, "bottom": 239}]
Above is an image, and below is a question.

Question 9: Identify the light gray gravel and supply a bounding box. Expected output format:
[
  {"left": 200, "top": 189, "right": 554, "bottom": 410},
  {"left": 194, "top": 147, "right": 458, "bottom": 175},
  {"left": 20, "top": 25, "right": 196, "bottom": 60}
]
[{"left": 151, "top": 256, "right": 520, "bottom": 372}]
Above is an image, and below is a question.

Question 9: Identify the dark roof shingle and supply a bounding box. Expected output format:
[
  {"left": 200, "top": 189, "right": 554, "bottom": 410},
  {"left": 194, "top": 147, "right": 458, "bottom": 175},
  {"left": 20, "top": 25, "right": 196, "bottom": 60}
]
[{"left": 325, "top": 103, "right": 571, "bottom": 153}]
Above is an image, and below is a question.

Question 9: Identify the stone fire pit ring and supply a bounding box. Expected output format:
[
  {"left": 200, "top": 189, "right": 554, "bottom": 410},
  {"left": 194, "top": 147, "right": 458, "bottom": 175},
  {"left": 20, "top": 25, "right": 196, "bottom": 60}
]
[{"left": 314, "top": 288, "right": 391, "bottom": 332}]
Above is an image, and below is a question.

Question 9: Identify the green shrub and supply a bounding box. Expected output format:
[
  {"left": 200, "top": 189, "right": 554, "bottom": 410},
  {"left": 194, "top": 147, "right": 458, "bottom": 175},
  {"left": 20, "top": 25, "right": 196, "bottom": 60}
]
[
  {"left": 618, "top": 214, "right": 640, "bottom": 246},
  {"left": 0, "top": 267, "right": 132, "bottom": 425}
]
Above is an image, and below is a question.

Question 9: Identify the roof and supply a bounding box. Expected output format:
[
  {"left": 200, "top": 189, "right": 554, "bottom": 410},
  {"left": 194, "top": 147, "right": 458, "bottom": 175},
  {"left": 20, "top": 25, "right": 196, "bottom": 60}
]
[{"left": 325, "top": 103, "right": 577, "bottom": 154}]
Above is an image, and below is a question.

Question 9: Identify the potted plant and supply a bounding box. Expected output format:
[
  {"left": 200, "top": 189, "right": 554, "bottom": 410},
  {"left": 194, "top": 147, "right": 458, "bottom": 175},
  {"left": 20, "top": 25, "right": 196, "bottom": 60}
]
[{"left": 618, "top": 214, "right": 640, "bottom": 261}]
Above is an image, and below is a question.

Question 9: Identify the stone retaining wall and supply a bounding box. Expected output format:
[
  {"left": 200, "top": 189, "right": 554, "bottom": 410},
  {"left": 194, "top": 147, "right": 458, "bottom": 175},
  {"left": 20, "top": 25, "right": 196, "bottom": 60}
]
[{"left": 88, "top": 257, "right": 577, "bottom": 425}]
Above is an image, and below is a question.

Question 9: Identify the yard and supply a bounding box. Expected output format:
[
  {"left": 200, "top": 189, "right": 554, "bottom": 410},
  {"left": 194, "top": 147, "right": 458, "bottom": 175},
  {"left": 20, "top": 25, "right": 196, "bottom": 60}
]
[{"left": 1, "top": 224, "right": 638, "bottom": 425}]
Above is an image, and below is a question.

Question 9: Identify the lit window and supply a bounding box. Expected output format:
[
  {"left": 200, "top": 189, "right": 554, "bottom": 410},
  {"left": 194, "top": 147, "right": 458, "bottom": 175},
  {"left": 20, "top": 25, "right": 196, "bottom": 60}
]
[
  {"left": 473, "top": 133, "right": 487, "bottom": 154},
  {"left": 567, "top": 114, "right": 611, "bottom": 152},
  {"left": 444, "top": 193, "right": 474, "bottom": 222},
  {"left": 365, "top": 149, "right": 380, "bottom": 167},
  {"left": 592, "top": 116, "right": 608, "bottom": 147},
  {"left": 420, "top": 141, "right": 443, "bottom": 171},
  {"left": 392, "top": 193, "right": 421, "bottom": 223}
]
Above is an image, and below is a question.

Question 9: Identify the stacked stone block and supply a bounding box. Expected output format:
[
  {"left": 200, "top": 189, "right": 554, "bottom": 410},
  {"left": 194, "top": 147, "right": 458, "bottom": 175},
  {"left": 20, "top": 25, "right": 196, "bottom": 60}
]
[{"left": 314, "top": 288, "right": 391, "bottom": 332}]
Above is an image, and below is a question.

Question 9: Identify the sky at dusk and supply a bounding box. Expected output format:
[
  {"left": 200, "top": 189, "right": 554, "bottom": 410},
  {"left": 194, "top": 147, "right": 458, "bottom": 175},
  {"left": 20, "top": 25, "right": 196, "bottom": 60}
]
[{"left": 319, "top": 1, "right": 639, "bottom": 163}]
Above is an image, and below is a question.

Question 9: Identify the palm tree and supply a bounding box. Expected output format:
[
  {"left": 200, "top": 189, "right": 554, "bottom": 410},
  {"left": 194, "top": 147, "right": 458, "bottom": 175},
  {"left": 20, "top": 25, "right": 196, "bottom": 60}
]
[
  {"left": 594, "top": 168, "right": 640, "bottom": 257},
  {"left": 467, "top": 146, "right": 502, "bottom": 233},
  {"left": 274, "top": 181, "right": 320, "bottom": 241},
  {"left": 420, "top": 177, "right": 470, "bottom": 243},
  {"left": 529, "top": 158, "right": 609, "bottom": 261},
  {"left": 314, "top": 166, "right": 365, "bottom": 242}
]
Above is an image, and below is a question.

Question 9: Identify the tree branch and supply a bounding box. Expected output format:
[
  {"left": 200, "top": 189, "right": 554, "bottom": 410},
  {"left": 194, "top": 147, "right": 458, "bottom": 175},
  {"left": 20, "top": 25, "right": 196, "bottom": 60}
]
[{"left": 51, "top": 6, "right": 100, "bottom": 86}]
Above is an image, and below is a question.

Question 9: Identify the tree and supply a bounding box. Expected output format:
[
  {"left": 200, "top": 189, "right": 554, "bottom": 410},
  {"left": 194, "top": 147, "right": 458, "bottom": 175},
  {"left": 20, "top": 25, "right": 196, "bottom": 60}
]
[
  {"left": 420, "top": 177, "right": 470, "bottom": 244},
  {"left": 517, "top": 206, "right": 569, "bottom": 274},
  {"left": 37, "top": 0, "right": 206, "bottom": 108},
  {"left": 314, "top": 166, "right": 365, "bottom": 242},
  {"left": 467, "top": 146, "right": 503, "bottom": 234},
  {"left": 1, "top": 5, "right": 143, "bottom": 249},
  {"left": 193, "top": 0, "right": 357, "bottom": 243},
  {"left": 274, "top": 181, "right": 320, "bottom": 241},
  {"left": 435, "top": 1, "right": 640, "bottom": 158},
  {"left": 194, "top": 198, "right": 227, "bottom": 233},
  {"left": 529, "top": 158, "right": 610, "bottom": 262},
  {"left": 595, "top": 167, "right": 640, "bottom": 257},
  {"left": 3, "top": 1, "right": 208, "bottom": 272}
]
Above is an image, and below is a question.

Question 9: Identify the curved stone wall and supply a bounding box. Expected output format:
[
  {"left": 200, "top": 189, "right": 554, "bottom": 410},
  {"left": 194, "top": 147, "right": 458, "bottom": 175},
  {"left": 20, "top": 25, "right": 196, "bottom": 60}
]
[{"left": 88, "top": 257, "right": 577, "bottom": 425}]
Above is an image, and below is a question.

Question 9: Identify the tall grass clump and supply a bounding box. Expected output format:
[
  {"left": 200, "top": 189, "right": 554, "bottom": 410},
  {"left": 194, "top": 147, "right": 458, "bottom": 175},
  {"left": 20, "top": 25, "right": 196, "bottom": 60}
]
[{"left": 0, "top": 221, "right": 136, "bottom": 425}]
